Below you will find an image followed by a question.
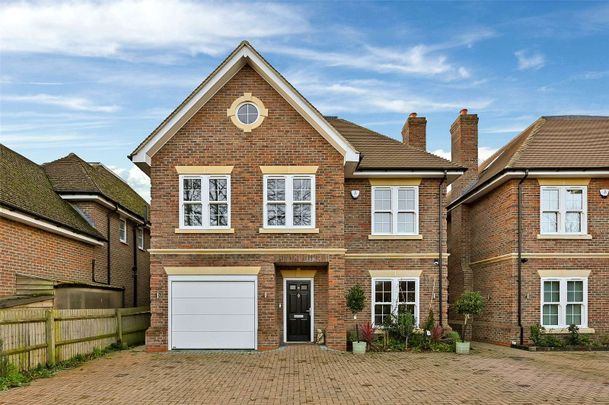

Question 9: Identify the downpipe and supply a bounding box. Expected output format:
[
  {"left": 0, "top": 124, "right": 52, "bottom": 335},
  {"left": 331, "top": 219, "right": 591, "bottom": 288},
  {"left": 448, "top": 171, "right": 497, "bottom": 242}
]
[{"left": 517, "top": 170, "right": 529, "bottom": 345}]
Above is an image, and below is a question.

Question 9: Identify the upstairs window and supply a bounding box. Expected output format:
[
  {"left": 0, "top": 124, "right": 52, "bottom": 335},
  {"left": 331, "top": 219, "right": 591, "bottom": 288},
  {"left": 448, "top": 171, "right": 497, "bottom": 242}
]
[
  {"left": 119, "top": 219, "right": 127, "bottom": 243},
  {"left": 541, "top": 278, "right": 587, "bottom": 328},
  {"left": 371, "top": 186, "right": 418, "bottom": 235},
  {"left": 179, "top": 175, "right": 231, "bottom": 229},
  {"left": 263, "top": 175, "right": 315, "bottom": 228},
  {"left": 540, "top": 186, "right": 587, "bottom": 234},
  {"left": 137, "top": 227, "right": 144, "bottom": 250}
]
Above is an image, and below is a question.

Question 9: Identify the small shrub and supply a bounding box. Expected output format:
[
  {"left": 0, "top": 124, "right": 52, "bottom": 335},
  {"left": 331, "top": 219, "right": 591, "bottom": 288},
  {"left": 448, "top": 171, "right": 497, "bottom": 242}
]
[
  {"left": 423, "top": 309, "right": 435, "bottom": 332},
  {"left": 383, "top": 311, "right": 415, "bottom": 349},
  {"left": 430, "top": 342, "right": 453, "bottom": 352},
  {"left": 455, "top": 291, "right": 485, "bottom": 341},
  {"left": 347, "top": 329, "right": 357, "bottom": 343},
  {"left": 445, "top": 330, "right": 461, "bottom": 344},
  {"left": 345, "top": 285, "right": 366, "bottom": 341},
  {"left": 530, "top": 323, "right": 545, "bottom": 346},
  {"left": 359, "top": 321, "right": 375, "bottom": 350},
  {"left": 567, "top": 324, "right": 580, "bottom": 346},
  {"left": 543, "top": 335, "right": 564, "bottom": 348},
  {"left": 431, "top": 325, "right": 443, "bottom": 343}
]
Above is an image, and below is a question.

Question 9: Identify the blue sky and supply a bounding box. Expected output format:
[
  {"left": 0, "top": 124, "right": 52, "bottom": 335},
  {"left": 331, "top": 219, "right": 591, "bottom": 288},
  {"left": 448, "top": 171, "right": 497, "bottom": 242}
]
[{"left": 1, "top": 1, "right": 609, "bottom": 200}]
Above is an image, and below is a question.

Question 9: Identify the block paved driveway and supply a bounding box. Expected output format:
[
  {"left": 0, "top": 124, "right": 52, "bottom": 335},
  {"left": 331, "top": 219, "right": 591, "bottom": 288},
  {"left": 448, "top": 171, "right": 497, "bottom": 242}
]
[{"left": 2, "top": 343, "right": 609, "bottom": 404}]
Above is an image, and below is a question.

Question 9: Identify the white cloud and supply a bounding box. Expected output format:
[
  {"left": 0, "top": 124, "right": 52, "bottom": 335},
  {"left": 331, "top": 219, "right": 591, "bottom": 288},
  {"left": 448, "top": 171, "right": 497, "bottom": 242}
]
[
  {"left": 111, "top": 165, "right": 151, "bottom": 202},
  {"left": 2, "top": 94, "right": 119, "bottom": 112},
  {"left": 515, "top": 50, "right": 545, "bottom": 71},
  {"left": 431, "top": 147, "right": 499, "bottom": 164},
  {"left": 0, "top": 0, "right": 309, "bottom": 59}
]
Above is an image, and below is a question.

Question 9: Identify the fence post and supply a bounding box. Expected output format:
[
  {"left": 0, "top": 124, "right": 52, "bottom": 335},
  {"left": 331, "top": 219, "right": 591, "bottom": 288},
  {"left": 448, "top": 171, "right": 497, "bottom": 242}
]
[
  {"left": 45, "top": 309, "right": 56, "bottom": 366},
  {"left": 116, "top": 308, "right": 123, "bottom": 345}
]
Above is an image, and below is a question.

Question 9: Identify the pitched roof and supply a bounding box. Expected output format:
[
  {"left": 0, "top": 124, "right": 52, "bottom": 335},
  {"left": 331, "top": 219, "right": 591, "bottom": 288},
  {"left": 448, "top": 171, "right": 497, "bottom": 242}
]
[
  {"left": 326, "top": 117, "right": 464, "bottom": 170},
  {"left": 453, "top": 115, "right": 609, "bottom": 205},
  {"left": 130, "top": 41, "right": 359, "bottom": 171},
  {"left": 43, "top": 154, "right": 149, "bottom": 220},
  {"left": 0, "top": 144, "right": 103, "bottom": 239}
]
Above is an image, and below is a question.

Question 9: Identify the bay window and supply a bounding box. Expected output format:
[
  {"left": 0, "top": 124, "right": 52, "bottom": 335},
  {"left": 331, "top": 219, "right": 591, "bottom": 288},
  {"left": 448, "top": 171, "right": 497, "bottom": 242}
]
[
  {"left": 540, "top": 186, "right": 587, "bottom": 234},
  {"left": 541, "top": 277, "right": 587, "bottom": 328},
  {"left": 371, "top": 186, "right": 418, "bottom": 235},
  {"left": 371, "top": 277, "right": 419, "bottom": 326},
  {"left": 263, "top": 175, "right": 315, "bottom": 228},
  {"left": 179, "top": 175, "right": 230, "bottom": 229}
]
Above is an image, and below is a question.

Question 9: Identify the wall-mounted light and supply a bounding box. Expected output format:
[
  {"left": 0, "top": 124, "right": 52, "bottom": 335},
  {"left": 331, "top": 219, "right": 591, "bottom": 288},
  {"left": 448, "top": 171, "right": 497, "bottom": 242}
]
[
  {"left": 600, "top": 189, "right": 609, "bottom": 199},
  {"left": 350, "top": 190, "right": 360, "bottom": 199},
  {"left": 433, "top": 259, "right": 439, "bottom": 266}
]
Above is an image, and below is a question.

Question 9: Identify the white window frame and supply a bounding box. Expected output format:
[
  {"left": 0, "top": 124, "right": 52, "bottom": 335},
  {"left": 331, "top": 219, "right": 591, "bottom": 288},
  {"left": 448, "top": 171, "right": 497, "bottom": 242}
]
[
  {"left": 178, "top": 175, "right": 231, "bottom": 230},
  {"left": 371, "top": 186, "right": 419, "bottom": 235},
  {"left": 136, "top": 227, "right": 144, "bottom": 250},
  {"left": 262, "top": 175, "right": 316, "bottom": 229},
  {"left": 540, "top": 277, "right": 588, "bottom": 328},
  {"left": 119, "top": 218, "right": 127, "bottom": 243},
  {"left": 371, "top": 277, "right": 420, "bottom": 327},
  {"left": 540, "top": 186, "right": 587, "bottom": 235}
]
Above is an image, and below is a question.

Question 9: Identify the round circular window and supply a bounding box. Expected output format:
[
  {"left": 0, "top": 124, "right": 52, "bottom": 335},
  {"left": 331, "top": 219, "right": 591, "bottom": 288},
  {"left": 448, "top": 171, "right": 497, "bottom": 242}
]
[{"left": 236, "top": 102, "right": 259, "bottom": 125}]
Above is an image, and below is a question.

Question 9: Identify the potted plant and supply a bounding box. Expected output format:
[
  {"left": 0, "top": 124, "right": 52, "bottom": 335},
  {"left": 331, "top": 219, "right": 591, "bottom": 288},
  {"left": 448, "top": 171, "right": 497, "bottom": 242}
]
[
  {"left": 454, "top": 291, "right": 485, "bottom": 354},
  {"left": 345, "top": 284, "right": 366, "bottom": 354},
  {"left": 360, "top": 321, "right": 375, "bottom": 351}
]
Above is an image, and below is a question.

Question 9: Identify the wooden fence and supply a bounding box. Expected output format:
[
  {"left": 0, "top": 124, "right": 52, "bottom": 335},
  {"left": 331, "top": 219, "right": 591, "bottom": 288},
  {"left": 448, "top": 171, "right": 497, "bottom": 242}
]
[{"left": 0, "top": 306, "right": 150, "bottom": 371}]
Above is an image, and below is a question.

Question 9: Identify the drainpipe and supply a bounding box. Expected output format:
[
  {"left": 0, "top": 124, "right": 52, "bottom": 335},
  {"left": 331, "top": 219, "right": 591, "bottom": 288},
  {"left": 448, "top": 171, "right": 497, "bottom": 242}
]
[
  {"left": 132, "top": 225, "right": 138, "bottom": 307},
  {"left": 107, "top": 206, "right": 119, "bottom": 285},
  {"left": 438, "top": 170, "right": 447, "bottom": 326},
  {"left": 517, "top": 170, "right": 529, "bottom": 345}
]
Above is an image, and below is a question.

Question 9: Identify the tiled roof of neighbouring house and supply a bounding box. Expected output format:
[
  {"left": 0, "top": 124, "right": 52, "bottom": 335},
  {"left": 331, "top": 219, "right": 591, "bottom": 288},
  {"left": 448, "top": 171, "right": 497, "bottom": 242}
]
[
  {"left": 0, "top": 144, "right": 104, "bottom": 239},
  {"left": 326, "top": 117, "right": 464, "bottom": 170},
  {"left": 43, "top": 153, "right": 149, "bottom": 221}
]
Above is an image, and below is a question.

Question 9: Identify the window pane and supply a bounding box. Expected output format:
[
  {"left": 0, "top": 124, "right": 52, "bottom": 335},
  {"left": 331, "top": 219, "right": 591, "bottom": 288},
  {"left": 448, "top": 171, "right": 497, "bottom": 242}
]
[
  {"left": 541, "top": 189, "right": 559, "bottom": 211},
  {"left": 237, "top": 103, "right": 258, "bottom": 124},
  {"left": 541, "top": 212, "right": 558, "bottom": 233},
  {"left": 566, "top": 304, "right": 582, "bottom": 325},
  {"left": 542, "top": 304, "right": 559, "bottom": 326},
  {"left": 398, "top": 188, "right": 415, "bottom": 211},
  {"left": 373, "top": 212, "right": 392, "bottom": 233},
  {"left": 293, "top": 203, "right": 311, "bottom": 226},
  {"left": 397, "top": 212, "right": 416, "bottom": 233},
  {"left": 209, "top": 178, "right": 227, "bottom": 202},
  {"left": 397, "top": 304, "right": 415, "bottom": 318},
  {"left": 398, "top": 280, "right": 416, "bottom": 303},
  {"left": 565, "top": 212, "right": 582, "bottom": 233},
  {"left": 267, "top": 203, "right": 286, "bottom": 226},
  {"left": 567, "top": 281, "right": 583, "bottom": 302},
  {"left": 183, "top": 178, "right": 201, "bottom": 201},
  {"left": 566, "top": 189, "right": 583, "bottom": 210},
  {"left": 267, "top": 178, "right": 285, "bottom": 201},
  {"left": 374, "top": 188, "right": 391, "bottom": 211},
  {"left": 209, "top": 204, "right": 228, "bottom": 227},
  {"left": 374, "top": 304, "right": 391, "bottom": 325},
  {"left": 374, "top": 281, "right": 392, "bottom": 303},
  {"left": 183, "top": 203, "right": 203, "bottom": 226},
  {"left": 293, "top": 178, "right": 311, "bottom": 201},
  {"left": 543, "top": 281, "right": 560, "bottom": 302}
]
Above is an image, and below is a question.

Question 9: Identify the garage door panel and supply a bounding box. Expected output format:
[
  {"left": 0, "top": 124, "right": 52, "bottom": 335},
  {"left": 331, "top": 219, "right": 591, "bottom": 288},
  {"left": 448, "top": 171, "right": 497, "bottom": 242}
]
[
  {"left": 172, "top": 297, "right": 254, "bottom": 315},
  {"left": 171, "top": 332, "right": 255, "bottom": 349},
  {"left": 171, "top": 281, "right": 254, "bottom": 298},
  {"left": 172, "top": 314, "right": 255, "bottom": 332}
]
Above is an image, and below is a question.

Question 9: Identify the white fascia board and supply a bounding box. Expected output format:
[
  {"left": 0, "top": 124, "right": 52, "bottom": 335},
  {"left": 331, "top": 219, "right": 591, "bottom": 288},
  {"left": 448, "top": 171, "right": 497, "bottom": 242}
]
[
  {"left": 131, "top": 44, "right": 360, "bottom": 167},
  {"left": 0, "top": 207, "right": 104, "bottom": 246},
  {"left": 60, "top": 194, "right": 116, "bottom": 210},
  {"left": 117, "top": 207, "right": 145, "bottom": 225},
  {"left": 352, "top": 170, "right": 464, "bottom": 179}
]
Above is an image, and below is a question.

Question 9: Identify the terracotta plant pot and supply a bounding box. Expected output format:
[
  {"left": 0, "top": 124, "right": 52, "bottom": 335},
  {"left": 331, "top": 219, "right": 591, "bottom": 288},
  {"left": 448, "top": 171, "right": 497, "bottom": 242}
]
[{"left": 352, "top": 341, "right": 366, "bottom": 354}]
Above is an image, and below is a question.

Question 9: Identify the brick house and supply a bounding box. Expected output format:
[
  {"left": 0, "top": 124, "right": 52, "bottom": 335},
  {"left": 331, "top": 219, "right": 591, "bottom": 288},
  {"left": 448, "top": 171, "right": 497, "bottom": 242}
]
[
  {"left": 0, "top": 145, "right": 150, "bottom": 309},
  {"left": 447, "top": 113, "right": 609, "bottom": 345},
  {"left": 130, "top": 41, "right": 464, "bottom": 351}
]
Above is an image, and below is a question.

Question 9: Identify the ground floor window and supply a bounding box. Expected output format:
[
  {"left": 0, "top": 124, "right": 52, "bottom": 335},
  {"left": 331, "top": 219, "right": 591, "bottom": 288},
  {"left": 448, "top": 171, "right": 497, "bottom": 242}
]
[
  {"left": 541, "top": 277, "right": 587, "bottom": 328},
  {"left": 371, "top": 277, "right": 419, "bottom": 327}
]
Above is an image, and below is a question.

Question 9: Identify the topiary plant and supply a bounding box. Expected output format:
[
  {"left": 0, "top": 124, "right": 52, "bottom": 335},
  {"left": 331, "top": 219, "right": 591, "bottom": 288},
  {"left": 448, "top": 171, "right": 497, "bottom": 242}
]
[
  {"left": 345, "top": 284, "right": 366, "bottom": 341},
  {"left": 455, "top": 291, "right": 485, "bottom": 342}
]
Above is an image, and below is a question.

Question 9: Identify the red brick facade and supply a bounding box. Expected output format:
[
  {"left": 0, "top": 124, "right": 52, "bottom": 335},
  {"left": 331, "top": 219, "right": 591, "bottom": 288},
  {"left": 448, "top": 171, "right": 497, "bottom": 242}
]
[
  {"left": 144, "top": 62, "right": 451, "bottom": 351},
  {"left": 448, "top": 114, "right": 609, "bottom": 345},
  {"left": 0, "top": 201, "right": 150, "bottom": 308}
]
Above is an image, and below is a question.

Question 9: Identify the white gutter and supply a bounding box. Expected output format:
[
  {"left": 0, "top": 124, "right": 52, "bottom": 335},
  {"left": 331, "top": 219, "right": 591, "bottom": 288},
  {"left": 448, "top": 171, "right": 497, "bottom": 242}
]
[
  {"left": 352, "top": 170, "right": 465, "bottom": 178},
  {"left": 0, "top": 207, "right": 104, "bottom": 246}
]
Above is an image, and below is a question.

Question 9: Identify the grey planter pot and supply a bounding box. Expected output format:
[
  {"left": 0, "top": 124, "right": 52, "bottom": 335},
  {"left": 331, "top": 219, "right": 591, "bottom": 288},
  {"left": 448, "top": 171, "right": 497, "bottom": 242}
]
[
  {"left": 352, "top": 341, "right": 367, "bottom": 354},
  {"left": 456, "top": 341, "right": 471, "bottom": 354}
]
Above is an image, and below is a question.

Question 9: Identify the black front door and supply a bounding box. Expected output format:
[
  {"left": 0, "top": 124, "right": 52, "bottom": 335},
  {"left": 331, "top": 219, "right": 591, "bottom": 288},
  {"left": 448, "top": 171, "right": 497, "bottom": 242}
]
[{"left": 286, "top": 280, "right": 311, "bottom": 341}]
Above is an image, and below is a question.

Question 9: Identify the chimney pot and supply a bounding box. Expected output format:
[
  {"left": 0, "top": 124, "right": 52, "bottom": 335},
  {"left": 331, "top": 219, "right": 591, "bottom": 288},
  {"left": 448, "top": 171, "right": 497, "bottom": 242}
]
[
  {"left": 460, "top": 108, "right": 468, "bottom": 116},
  {"left": 409, "top": 112, "right": 417, "bottom": 118}
]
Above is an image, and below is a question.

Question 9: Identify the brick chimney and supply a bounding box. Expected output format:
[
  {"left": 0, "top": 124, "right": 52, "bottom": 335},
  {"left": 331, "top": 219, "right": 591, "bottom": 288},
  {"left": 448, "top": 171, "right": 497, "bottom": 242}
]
[
  {"left": 402, "top": 112, "right": 427, "bottom": 150},
  {"left": 451, "top": 108, "right": 479, "bottom": 197}
]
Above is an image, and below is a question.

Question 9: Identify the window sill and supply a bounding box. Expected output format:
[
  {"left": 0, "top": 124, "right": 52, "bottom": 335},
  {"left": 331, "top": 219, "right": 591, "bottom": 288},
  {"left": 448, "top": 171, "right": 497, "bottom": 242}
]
[
  {"left": 543, "top": 327, "right": 595, "bottom": 334},
  {"left": 259, "top": 228, "right": 319, "bottom": 234},
  {"left": 537, "top": 234, "right": 592, "bottom": 240},
  {"left": 119, "top": 239, "right": 127, "bottom": 245},
  {"left": 368, "top": 234, "right": 423, "bottom": 240},
  {"left": 174, "top": 228, "right": 235, "bottom": 234}
]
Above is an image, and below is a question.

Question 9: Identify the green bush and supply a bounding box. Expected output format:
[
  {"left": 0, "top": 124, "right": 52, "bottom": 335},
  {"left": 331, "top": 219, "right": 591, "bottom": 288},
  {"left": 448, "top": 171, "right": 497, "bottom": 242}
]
[
  {"left": 455, "top": 291, "right": 485, "bottom": 342},
  {"left": 445, "top": 331, "right": 461, "bottom": 344},
  {"left": 430, "top": 342, "right": 453, "bottom": 352}
]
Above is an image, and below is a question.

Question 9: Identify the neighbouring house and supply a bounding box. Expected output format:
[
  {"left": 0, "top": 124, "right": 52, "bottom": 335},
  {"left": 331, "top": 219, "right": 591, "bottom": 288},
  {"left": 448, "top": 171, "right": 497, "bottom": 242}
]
[
  {"left": 0, "top": 145, "right": 151, "bottom": 309},
  {"left": 447, "top": 114, "right": 609, "bottom": 345},
  {"left": 129, "top": 41, "right": 464, "bottom": 351}
]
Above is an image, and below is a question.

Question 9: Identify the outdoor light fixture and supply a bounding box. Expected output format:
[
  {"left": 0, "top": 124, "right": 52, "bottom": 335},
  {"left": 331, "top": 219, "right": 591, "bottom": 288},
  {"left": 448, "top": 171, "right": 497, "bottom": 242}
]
[
  {"left": 350, "top": 190, "right": 360, "bottom": 199},
  {"left": 600, "top": 189, "right": 609, "bottom": 198}
]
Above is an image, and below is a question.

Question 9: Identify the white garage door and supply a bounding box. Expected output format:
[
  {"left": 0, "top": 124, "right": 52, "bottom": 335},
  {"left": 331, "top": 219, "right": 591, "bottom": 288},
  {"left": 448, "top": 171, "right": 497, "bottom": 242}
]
[{"left": 170, "top": 279, "right": 256, "bottom": 349}]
